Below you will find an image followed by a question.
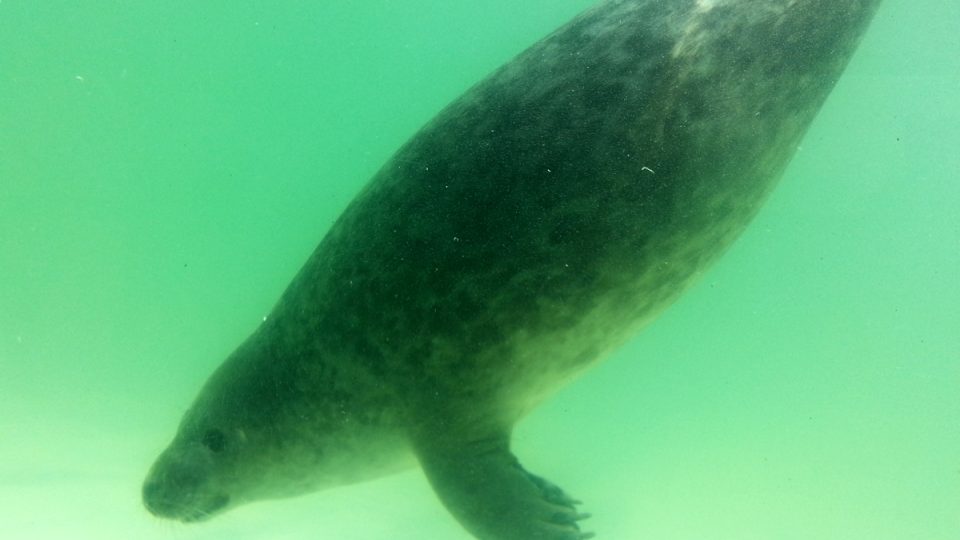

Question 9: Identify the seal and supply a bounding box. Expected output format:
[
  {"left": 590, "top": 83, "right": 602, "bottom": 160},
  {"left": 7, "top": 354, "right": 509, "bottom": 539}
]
[{"left": 143, "top": 1, "right": 881, "bottom": 538}]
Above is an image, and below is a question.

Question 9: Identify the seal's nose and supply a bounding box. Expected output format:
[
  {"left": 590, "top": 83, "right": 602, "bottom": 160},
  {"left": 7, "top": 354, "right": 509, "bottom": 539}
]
[
  {"left": 142, "top": 477, "right": 189, "bottom": 519},
  {"left": 142, "top": 479, "right": 170, "bottom": 517},
  {"left": 142, "top": 481, "right": 159, "bottom": 513}
]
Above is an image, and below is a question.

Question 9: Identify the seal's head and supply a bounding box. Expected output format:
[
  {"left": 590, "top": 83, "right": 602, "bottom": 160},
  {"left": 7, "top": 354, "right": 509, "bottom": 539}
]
[
  {"left": 140, "top": 384, "right": 302, "bottom": 522},
  {"left": 141, "top": 423, "right": 240, "bottom": 522},
  {"left": 142, "top": 338, "right": 332, "bottom": 522}
]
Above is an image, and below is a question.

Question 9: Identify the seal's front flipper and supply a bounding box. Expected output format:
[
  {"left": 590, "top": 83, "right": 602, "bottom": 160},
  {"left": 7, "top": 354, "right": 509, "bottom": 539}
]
[{"left": 414, "top": 432, "right": 594, "bottom": 540}]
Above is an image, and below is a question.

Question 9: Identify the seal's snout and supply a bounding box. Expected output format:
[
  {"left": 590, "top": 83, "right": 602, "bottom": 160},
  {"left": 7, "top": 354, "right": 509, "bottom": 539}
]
[
  {"left": 142, "top": 468, "right": 195, "bottom": 519},
  {"left": 143, "top": 444, "right": 232, "bottom": 522},
  {"left": 141, "top": 480, "right": 169, "bottom": 517},
  {"left": 142, "top": 469, "right": 232, "bottom": 522}
]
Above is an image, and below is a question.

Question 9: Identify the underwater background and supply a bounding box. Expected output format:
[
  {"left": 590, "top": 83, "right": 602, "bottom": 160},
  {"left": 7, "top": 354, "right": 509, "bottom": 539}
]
[{"left": 1, "top": 0, "right": 957, "bottom": 538}]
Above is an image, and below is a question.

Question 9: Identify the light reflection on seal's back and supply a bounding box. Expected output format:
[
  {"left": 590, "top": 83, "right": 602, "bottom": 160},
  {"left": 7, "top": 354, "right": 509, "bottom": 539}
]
[{"left": 143, "top": 1, "right": 883, "bottom": 538}]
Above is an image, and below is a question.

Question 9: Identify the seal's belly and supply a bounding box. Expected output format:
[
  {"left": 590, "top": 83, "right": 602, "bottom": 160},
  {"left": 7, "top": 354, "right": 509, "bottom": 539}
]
[{"left": 417, "top": 217, "right": 730, "bottom": 420}]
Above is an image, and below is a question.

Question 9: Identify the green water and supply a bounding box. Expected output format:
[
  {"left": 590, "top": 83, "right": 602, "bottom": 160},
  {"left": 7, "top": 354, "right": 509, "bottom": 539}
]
[{"left": 1, "top": 1, "right": 957, "bottom": 539}]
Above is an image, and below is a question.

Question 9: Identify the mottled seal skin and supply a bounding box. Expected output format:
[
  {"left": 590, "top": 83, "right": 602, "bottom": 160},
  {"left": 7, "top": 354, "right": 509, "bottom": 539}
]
[{"left": 143, "top": 1, "right": 882, "bottom": 538}]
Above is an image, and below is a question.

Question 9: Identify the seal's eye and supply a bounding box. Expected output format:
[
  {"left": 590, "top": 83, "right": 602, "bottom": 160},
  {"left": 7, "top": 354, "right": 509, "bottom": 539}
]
[{"left": 200, "top": 429, "right": 227, "bottom": 453}]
